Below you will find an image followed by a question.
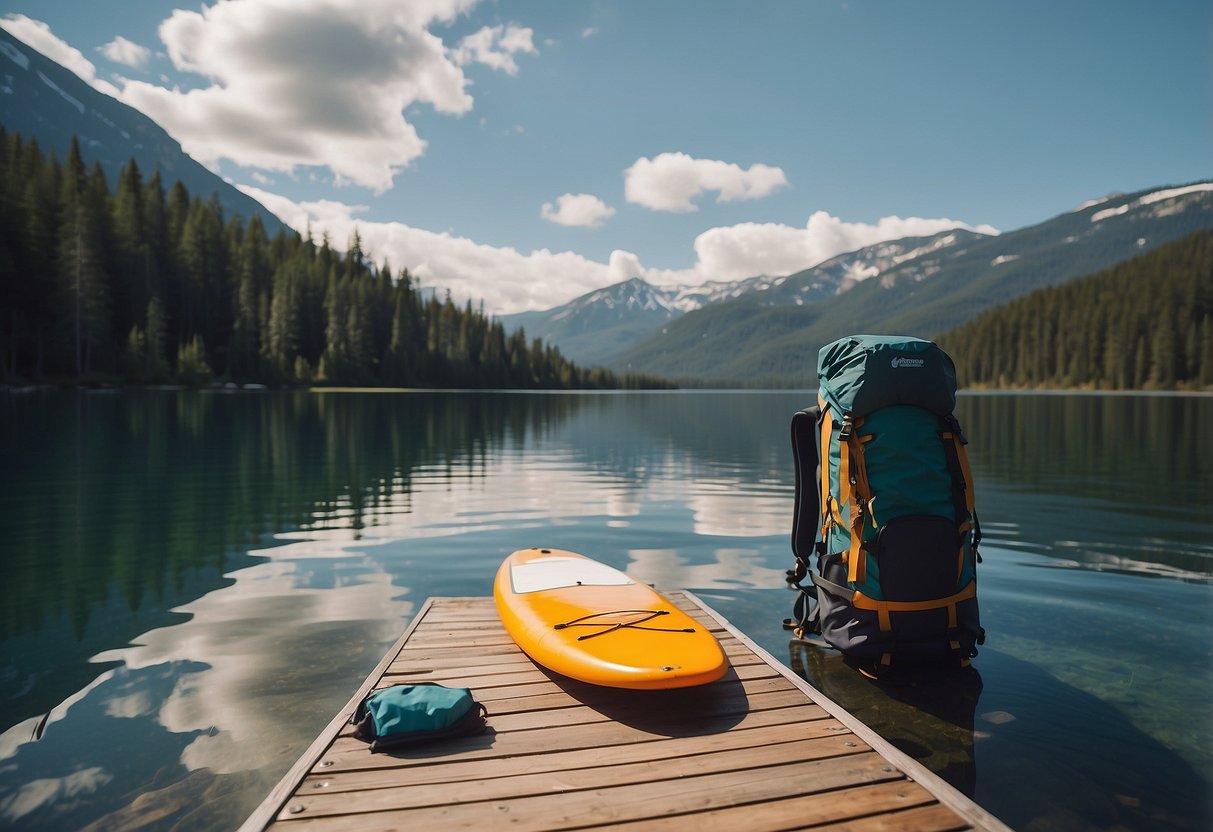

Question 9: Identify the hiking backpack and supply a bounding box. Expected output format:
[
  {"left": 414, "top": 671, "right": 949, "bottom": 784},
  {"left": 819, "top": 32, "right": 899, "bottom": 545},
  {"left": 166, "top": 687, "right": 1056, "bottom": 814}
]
[{"left": 786, "top": 334, "right": 984, "bottom": 670}]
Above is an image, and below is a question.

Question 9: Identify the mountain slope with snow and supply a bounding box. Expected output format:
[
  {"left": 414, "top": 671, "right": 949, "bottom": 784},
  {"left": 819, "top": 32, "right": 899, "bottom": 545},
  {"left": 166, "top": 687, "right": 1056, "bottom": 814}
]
[
  {"left": 610, "top": 182, "right": 1213, "bottom": 382},
  {"left": 498, "top": 233, "right": 979, "bottom": 365}
]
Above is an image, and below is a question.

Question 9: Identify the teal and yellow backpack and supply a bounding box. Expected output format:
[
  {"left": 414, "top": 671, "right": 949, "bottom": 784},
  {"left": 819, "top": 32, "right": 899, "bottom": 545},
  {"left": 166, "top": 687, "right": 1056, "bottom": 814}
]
[{"left": 786, "top": 334, "right": 984, "bottom": 671}]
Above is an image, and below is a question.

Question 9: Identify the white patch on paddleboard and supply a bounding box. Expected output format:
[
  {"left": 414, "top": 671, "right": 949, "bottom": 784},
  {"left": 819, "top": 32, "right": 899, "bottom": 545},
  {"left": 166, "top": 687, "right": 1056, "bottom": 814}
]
[{"left": 510, "top": 556, "right": 634, "bottom": 594}]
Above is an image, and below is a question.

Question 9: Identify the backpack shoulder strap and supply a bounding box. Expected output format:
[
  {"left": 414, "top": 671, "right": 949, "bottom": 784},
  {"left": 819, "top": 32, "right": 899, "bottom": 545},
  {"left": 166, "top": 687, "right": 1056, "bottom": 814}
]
[{"left": 790, "top": 406, "right": 820, "bottom": 562}]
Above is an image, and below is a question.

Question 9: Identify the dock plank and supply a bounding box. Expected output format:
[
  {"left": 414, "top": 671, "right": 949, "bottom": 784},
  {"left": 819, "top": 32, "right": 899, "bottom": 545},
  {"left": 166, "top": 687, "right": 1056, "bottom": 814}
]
[
  {"left": 239, "top": 595, "right": 1010, "bottom": 832},
  {"left": 299, "top": 720, "right": 856, "bottom": 793},
  {"left": 278, "top": 753, "right": 903, "bottom": 831},
  {"left": 285, "top": 735, "right": 874, "bottom": 819}
]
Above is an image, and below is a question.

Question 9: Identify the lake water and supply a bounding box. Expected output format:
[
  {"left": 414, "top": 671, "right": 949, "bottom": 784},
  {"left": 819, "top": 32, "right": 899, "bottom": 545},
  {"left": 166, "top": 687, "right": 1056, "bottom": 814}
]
[{"left": 0, "top": 389, "right": 1210, "bottom": 831}]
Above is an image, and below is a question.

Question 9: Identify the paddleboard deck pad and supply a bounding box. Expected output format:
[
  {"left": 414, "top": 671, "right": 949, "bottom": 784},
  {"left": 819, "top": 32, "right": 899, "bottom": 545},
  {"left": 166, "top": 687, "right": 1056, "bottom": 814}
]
[{"left": 494, "top": 548, "right": 729, "bottom": 689}]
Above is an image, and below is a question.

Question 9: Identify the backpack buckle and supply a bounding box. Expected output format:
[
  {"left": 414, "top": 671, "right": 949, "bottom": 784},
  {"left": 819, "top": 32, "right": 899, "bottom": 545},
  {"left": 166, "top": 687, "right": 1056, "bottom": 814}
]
[
  {"left": 838, "top": 413, "right": 854, "bottom": 441},
  {"left": 943, "top": 414, "right": 968, "bottom": 444}
]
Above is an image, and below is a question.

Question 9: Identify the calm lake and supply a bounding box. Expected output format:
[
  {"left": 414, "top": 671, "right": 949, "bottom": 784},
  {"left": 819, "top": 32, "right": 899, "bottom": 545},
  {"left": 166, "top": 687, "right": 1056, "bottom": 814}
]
[{"left": 0, "top": 389, "right": 1210, "bottom": 831}]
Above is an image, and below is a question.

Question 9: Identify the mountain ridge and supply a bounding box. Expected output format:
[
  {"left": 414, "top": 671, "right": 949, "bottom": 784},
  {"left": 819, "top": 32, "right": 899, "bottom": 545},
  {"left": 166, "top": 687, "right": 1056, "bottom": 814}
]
[
  {"left": 498, "top": 231, "right": 981, "bottom": 366},
  {"left": 507, "top": 182, "right": 1213, "bottom": 383},
  {"left": 0, "top": 27, "right": 280, "bottom": 233}
]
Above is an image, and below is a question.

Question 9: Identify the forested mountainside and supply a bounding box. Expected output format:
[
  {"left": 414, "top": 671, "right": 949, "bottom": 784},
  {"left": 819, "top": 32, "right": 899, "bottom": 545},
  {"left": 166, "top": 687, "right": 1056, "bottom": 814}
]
[
  {"left": 0, "top": 130, "right": 669, "bottom": 389},
  {"left": 937, "top": 229, "right": 1213, "bottom": 390}
]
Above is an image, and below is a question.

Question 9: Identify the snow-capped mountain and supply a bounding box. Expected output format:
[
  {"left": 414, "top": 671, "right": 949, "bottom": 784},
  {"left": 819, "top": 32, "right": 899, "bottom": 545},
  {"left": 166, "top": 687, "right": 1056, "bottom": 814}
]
[
  {"left": 498, "top": 231, "right": 990, "bottom": 366},
  {"left": 507, "top": 182, "right": 1213, "bottom": 376},
  {"left": 612, "top": 181, "right": 1213, "bottom": 381}
]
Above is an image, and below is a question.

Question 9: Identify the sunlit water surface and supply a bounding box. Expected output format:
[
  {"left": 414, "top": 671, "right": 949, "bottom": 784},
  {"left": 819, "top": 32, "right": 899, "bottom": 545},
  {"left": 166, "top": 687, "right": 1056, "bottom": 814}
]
[{"left": 0, "top": 390, "right": 1209, "bottom": 831}]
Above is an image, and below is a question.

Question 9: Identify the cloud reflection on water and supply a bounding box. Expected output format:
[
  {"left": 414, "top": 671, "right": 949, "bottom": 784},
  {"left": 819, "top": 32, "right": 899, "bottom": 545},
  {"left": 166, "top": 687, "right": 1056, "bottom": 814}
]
[
  {"left": 93, "top": 555, "right": 412, "bottom": 775},
  {"left": 0, "top": 766, "right": 113, "bottom": 824},
  {"left": 626, "top": 547, "right": 785, "bottom": 590}
]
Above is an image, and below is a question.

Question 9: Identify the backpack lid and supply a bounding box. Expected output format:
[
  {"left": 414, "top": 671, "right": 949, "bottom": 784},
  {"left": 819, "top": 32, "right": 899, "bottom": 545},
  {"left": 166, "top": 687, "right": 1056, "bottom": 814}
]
[{"left": 818, "top": 334, "right": 956, "bottom": 416}]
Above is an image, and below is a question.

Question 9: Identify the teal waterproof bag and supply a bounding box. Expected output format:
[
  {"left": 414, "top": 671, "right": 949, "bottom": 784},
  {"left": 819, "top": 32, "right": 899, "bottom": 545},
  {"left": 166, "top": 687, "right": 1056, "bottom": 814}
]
[{"left": 351, "top": 683, "right": 488, "bottom": 752}]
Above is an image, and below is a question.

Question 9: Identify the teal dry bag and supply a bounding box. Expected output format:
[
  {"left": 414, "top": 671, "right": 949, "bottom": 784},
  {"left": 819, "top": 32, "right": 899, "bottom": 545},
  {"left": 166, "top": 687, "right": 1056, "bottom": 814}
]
[{"left": 351, "top": 682, "right": 488, "bottom": 752}]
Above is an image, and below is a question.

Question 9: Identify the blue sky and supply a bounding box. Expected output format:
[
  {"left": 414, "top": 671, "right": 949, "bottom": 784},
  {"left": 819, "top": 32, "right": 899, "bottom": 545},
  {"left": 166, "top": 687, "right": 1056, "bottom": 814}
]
[{"left": 2, "top": 1, "right": 1209, "bottom": 313}]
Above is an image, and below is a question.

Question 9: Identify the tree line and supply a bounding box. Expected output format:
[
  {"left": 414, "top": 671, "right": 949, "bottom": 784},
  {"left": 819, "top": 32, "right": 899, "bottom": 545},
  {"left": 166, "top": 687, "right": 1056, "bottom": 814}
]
[
  {"left": 0, "top": 129, "right": 671, "bottom": 389},
  {"left": 936, "top": 229, "right": 1213, "bottom": 390}
]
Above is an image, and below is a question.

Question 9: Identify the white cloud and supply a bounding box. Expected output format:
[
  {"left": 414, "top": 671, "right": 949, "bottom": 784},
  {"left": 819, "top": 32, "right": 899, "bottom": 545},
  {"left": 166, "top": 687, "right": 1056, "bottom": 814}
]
[
  {"left": 581, "top": 27, "right": 598, "bottom": 39},
  {"left": 540, "top": 193, "right": 615, "bottom": 228},
  {"left": 99, "top": 35, "right": 151, "bottom": 69},
  {"left": 624, "top": 152, "right": 789, "bottom": 213},
  {"left": 239, "top": 184, "right": 620, "bottom": 313},
  {"left": 0, "top": 14, "right": 119, "bottom": 96},
  {"left": 453, "top": 24, "right": 535, "bottom": 75},
  {"left": 608, "top": 250, "right": 644, "bottom": 283},
  {"left": 673, "top": 211, "right": 999, "bottom": 283},
  {"left": 241, "top": 184, "right": 995, "bottom": 314},
  {"left": 113, "top": 0, "right": 506, "bottom": 193}
]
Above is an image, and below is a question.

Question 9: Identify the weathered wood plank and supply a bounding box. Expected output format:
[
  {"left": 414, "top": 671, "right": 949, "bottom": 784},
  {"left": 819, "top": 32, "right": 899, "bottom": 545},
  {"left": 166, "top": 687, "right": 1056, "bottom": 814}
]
[
  {"left": 375, "top": 657, "right": 781, "bottom": 705},
  {"left": 298, "top": 719, "right": 858, "bottom": 794},
  {"left": 392, "top": 631, "right": 517, "bottom": 648},
  {"left": 337, "top": 674, "right": 814, "bottom": 739},
  {"left": 583, "top": 780, "right": 943, "bottom": 832},
  {"left": 316, "top": 701, "right": 833, "bottom": 774},
  {"left": 326, "top": 684, "right": 829, "bottom": 751},
  {"left": 284, "top": 733, "right": 874, "bottom": 819},
  {"left": 391, "top": 642, "right": 524, "bottom": 659},
  {"left": 275, "top": 752, "right": 901, "bottom": 831},
  {"left": 811, "top": 803, "right": 973, "bottom": 831}
]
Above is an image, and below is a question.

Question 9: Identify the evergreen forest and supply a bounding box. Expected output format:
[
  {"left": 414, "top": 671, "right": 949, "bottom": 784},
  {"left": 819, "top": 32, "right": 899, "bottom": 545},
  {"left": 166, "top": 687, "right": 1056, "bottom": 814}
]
[
  {"left": 937, "top": 229, "right": 1213, "bottom": 390},
  {"left": 0, "top": 130, "right": 670, "bottom": 389}
]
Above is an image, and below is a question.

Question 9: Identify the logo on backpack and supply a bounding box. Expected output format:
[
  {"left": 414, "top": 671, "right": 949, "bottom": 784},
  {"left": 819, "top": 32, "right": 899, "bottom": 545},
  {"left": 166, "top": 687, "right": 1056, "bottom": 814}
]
[{"left": 890, "top": 355, "right": 925, "bottom": 368}]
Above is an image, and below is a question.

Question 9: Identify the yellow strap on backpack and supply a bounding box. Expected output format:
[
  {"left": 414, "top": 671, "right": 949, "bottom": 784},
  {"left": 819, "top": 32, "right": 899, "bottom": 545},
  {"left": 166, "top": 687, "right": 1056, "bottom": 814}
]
[
  {"left": 851, "top": 581, "right": 977, "bottom": 632},
  {"left": 843, "top": 417, "right": 873, "bottom": 584},
  {"left": 818, "top": 404, "right": 839, "bottom": 534}
]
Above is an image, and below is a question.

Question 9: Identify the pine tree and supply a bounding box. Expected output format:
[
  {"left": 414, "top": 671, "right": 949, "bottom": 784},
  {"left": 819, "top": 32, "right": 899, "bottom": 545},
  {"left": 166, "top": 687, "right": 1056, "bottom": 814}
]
[
  {"left": 230, "top": 214, "right": 269, "bottom": 379},
  {"left": 145, "top": 296, "right": 168, "bottom": 381},
  {"left": 267, "top": 264, "right": 300, "bottom": 380},
  {"left": 176, "top": 334, "right": 212, "bottom": 385},
  {"left": 58, "top": 140, "right": 111, "bottom": 376},
  {"left": 113, "top": 159, "right": 148, "bottom": 346}
]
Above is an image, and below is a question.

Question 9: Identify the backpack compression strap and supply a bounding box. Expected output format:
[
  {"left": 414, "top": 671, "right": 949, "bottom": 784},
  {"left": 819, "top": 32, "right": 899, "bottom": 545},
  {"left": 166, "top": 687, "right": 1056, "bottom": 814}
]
[
  {"left": 819, "top": 406, "right": 836, "bottom": 531},
  {"left": 816, "top": 405, "right": 874, "bottom": 585},
  {"left": 940, "top": 415, "right": 981, "bottom": 562},
  {"left": 838, "top": 413, "right": 874, "bottom": 584}
]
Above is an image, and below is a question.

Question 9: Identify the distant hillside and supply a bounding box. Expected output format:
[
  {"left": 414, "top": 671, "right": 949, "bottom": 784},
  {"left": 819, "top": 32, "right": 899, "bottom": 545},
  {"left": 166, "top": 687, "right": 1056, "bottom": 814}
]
[
  {"left": 498, "top": 273, "right": 791, "bottom": 366},
  {"left": 0, "top": 27, "right": 279, "bottom": 233},
  {"left": 612, "top": 183, "right": 1213, "bottom": 384},
  {"left": 499, "top": 234, "right": 972, "bottom": 367},
  {"left": 937, "top": 229, "right": 1213, "bottom": 390}
]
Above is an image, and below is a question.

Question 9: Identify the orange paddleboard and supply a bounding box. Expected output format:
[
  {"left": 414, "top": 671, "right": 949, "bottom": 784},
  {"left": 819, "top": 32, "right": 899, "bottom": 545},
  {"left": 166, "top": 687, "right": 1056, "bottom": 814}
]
[{"left": 494, "top": 547, "right": 728, "bottom": 689}]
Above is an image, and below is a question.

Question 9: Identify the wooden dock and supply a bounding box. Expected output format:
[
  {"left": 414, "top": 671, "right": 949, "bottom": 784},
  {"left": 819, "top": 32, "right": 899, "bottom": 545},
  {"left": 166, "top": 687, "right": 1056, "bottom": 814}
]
[{"left": 239, "top": 593, "right": 1009, "bottom": 832}]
